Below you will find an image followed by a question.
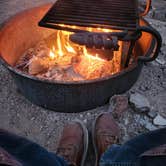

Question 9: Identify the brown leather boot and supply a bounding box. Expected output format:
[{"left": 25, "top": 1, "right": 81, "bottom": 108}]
[
  {"left": 92, "top": 112, "right": 120, "bottom": 166},
  {"left": 56, "top": 120, "right": 88, "bottom": 166}
]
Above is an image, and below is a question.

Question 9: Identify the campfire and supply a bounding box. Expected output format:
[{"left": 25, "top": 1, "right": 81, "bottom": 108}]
[
  {"left": 0, "top": 0, "right": 162, "bottom": 112},
  {"left": 15, "top": 27, "right": 123, "bottom": 81}
]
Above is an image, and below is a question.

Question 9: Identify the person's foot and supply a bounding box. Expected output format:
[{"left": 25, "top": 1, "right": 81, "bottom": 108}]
[
  {"left": 56, "top": 120, "right": 88, "bottom": 166},
  {"left": 92, "top": 112, "right": 120, "bottom": 166}
]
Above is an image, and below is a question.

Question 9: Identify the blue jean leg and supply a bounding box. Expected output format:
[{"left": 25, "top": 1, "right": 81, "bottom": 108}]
[
  {"left": 100, "top": 128, "right": 166, "bottom": 166},
  {"left": 0, "top": 129, "right": 68, "bottom": 166}
]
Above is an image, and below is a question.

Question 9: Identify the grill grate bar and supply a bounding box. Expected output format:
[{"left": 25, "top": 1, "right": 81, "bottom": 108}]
[
  {"left": 47, "top": 13, "right": 137, "bottom": 21},
  {"left": 54, "top": 7, "right": 136, "bottom": 15},
  {"left": 47, "top": 20, "right": 136, "bottom": 30},
  {"left": 47, "top": 16, "right": 137, "bottom": 25},
  {"left": 39, "top": 0, "right": 139, "bottom": 32},
  {"left": 48, "top": 9, "right": 137, "bottom": 16}
]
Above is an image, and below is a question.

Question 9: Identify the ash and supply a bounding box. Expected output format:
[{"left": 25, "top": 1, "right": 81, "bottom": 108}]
[{"left": 0, "top": 1, "right": 166, "bottom": 166}]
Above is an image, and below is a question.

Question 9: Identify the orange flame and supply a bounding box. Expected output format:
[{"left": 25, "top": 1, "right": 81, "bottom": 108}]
[{"left": 49, "top": 25, "right": 122, "bottom": 79}]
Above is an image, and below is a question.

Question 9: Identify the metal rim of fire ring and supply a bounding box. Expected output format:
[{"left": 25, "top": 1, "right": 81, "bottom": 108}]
[{"left": 0, "top": 4, "right": 159, "bottom": 86}]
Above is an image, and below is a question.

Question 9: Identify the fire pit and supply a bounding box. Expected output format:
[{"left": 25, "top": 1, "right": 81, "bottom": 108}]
[{"left": 0, "top": 2, "right": 162, "bottom": 112}]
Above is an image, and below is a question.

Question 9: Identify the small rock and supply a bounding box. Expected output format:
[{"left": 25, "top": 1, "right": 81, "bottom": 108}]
[
  {"left": 148, "top": 111, "right": 157, "bottom": 119},
  {"left": 31, "top": 117, "right": 35, "bottom": 121},
  {"left": 155, "top": 58, "right": 166, "bottom": 65},
  {"left": 87, "top": 112, "right": 91, "bottom": 116},
  {"left": 139, "top": 119, "right": 146, "bottom": 126},
  {"left": 150, "top": 61, "right": 160, "bottom": 66},
  {"left": 83, "top": 119, "right": 87, "bottom": 124},
  {"left": 129, "top": 93, "right": 150, "bottom": 113},
  {"left": 67, "top": 118, "right": 71, "bottom": 121},
  {"left": 124, "top": 118, "right": 129, "bottom": 125},
  {"left": 80, "top": 114, "right": 83, "bottom": 118},
  {"left": 153, "top": 114, "right": 166, "bottom": 126},
  {"left": 145, "top": 122, "right": 158, "bottom": 131},
  {"left": 39, "top": 126, "right": 43, "bottom": 131}
]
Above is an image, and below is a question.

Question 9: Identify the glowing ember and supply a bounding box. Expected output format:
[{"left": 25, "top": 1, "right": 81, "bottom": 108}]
[{"left": 74, "top": 48, "right": 116, "bottom": 79}]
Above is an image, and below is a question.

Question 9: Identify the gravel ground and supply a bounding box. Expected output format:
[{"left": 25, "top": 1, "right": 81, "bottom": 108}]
[{"left": 0, "top": 1, "right": 166, "bottom": 165}]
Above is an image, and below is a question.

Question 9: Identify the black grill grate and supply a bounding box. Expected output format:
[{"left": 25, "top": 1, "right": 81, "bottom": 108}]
[{"left": 39, "top": 0, "right": 139, "bottom": 32}]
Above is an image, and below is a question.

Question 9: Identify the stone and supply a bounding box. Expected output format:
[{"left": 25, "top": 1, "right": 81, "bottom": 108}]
[
  {"left": 155, "top": 58, "right": 166, "bottom": 65},
  {"left": 150, "top": 61, "right": 160, "bottom": 66},
  {"left": 138, "top": 116, "right": 157, "bottom": 131},
  {"left": 148, "top": 111, "right": 157, "bottom": 119},
  {"left": 31, "top": 117, "right": 35, "bottom": 121},
  {"left": 139, "top": 118, "right": 147, "bottom": 126},
  {"left": 87, "top": 112, "right": 91, "bottom": 117},
  {"left": 83, "top": 119, "right": 87, "bottom": 124},
  {"left": 145, "top": 122, "right": 158, "bottom": 131},
  {"left": 109, "top": 95, "right": 128, "bottom": 119},
  {"left": 153, "top": 114, "right": 166, "bottom": 126},
  {"left": 80, "top": 114, "right": 83, "bottom": 118},
  {"left": 129, "top": 93, "right": 150, "bottom": 113}
]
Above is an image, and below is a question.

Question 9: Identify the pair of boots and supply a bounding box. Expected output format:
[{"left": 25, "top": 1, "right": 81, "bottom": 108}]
[{"left": 56, "top": 112, "right": 119, "bottom": 166}]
